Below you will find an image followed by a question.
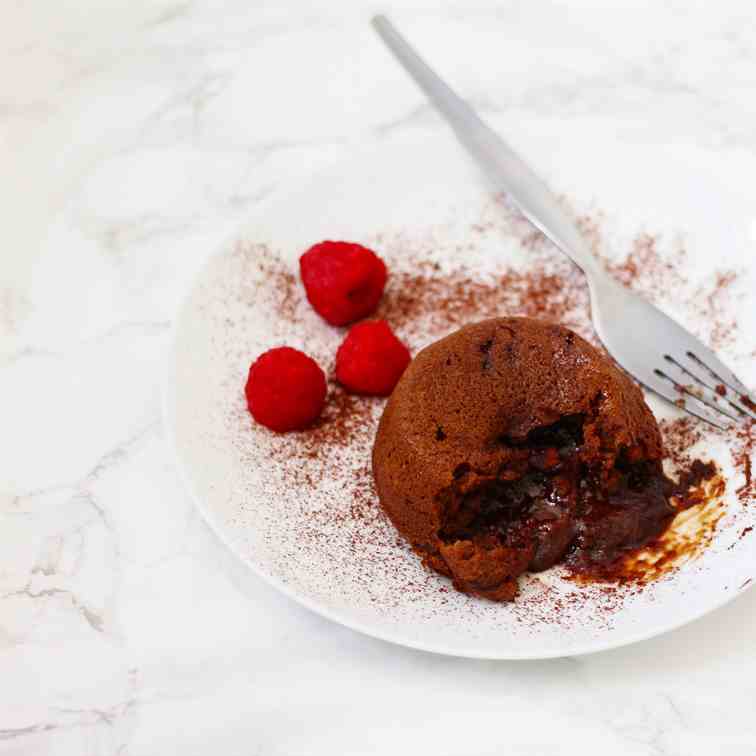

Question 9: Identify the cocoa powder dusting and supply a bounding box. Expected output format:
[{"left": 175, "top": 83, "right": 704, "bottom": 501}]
[
  {"left": 660, "top": 417, "right": 704, "bottom": 469},
  {"left": 231, "top": 198, "right": 754, "bottom": 622},
  {"left": 701, "top": 270, "right": 739, "bottom": 349},
  {"left": 375, "top": 258, "right": 589, "bottom": 340},
  {"left": 601, "top": 232, "right": 686, "bottom": 302},
  {"left": 733, "top": 421, "right": 756, "bottom": 505}
]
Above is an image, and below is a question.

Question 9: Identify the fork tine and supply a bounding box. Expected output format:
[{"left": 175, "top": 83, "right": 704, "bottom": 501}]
[
  {"left": 681, "top": 347, "right": 756, "bottom": 406},
  {"left": 663, "top": 355, "right": 756, "bottom": 421},
  {"left": 657, "top": 362, "right": 741, "bottom": 422},
  {"left": 641, "top": 370, "right": 733, "bottom": 431}
]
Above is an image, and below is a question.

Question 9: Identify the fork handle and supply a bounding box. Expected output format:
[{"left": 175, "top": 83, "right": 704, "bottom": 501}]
[{"left": 372, "top": 15, "right": 603, "bottom": 281}]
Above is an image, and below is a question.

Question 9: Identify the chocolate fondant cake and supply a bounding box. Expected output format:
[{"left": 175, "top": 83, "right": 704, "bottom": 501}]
[{"left": 372, "top": 317, "right": 674, "bottom": 602}]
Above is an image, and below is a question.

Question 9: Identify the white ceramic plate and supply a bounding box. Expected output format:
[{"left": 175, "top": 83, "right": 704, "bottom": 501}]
[{"left": 165, "top": 128, "right": 756, "bottom": 658}]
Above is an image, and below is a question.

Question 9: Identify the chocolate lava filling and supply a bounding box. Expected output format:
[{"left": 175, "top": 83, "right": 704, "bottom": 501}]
[{"left": 438, "top": 415, "right": 674, "bottom": 575}]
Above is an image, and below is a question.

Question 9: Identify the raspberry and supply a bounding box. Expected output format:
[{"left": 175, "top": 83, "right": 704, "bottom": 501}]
[
  {"left": 335, "top": 320, "right": 411, "bottom": 396},
  {"left": 245, "top": 347, "right": 326, "bottom": 432},
  {"left": 299, "top": 241, "right": 387, "bottom": 326}
]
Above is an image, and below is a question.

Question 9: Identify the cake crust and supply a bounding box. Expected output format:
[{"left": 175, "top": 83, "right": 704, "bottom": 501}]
[{"left": 372, "top": 317, "right": 671, "bottom": 601}]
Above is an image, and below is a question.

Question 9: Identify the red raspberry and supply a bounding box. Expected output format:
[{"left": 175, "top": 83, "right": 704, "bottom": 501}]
[
  {"left": 245, "top": 347, "right": 326, "bottom": 432},
  {"left": 299, "top": 241, "right": 387, "bottom": 326},
  {"left": 335, "top": 320, "right": 411, "bottom": 396}
]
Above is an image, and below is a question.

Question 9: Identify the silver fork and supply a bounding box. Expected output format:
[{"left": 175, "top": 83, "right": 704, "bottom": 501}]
[{"left": 372, "top": 15, "right": 755, "bottom": 431}]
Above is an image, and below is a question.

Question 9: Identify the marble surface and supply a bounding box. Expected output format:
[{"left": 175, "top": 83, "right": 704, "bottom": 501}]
[{"left": 2, "top": 1, "right": 756, "bottom": 753}]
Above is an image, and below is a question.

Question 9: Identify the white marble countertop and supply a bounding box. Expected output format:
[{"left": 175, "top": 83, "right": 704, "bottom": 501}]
[{"left": 3, "top": 1, "right": 756, "bottom": 753}]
